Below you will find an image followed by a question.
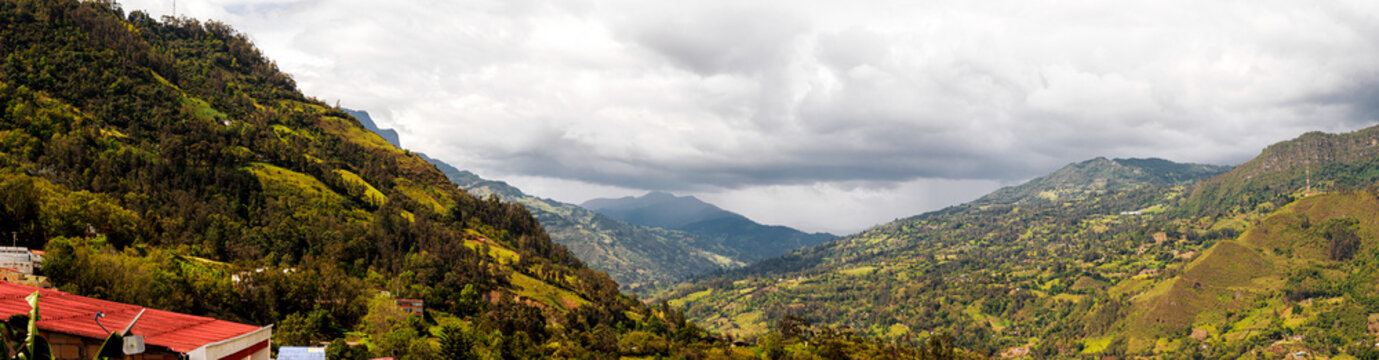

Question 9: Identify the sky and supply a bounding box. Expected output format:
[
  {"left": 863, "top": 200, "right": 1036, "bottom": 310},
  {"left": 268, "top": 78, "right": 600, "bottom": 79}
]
[{"left": 118, "top": 0, "right": 1379, "bottom": 234}]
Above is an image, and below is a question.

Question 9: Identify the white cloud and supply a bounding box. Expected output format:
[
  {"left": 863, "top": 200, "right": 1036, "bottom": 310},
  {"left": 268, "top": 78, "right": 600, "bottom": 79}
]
[{"left": 116, "top": 0, "right": 1379, "bottom": 233}]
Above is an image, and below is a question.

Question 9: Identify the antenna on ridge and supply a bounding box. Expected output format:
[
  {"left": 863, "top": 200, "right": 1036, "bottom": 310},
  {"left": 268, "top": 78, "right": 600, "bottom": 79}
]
[{"left": 1306, "top": 165, "right": 1311, "bottom": 195}]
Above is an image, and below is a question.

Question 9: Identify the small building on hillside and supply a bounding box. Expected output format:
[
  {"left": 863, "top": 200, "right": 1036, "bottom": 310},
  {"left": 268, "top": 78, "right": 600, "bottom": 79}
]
[
  {"left": 0, "top": 281, "right": 272, "bottom": 360},
  {"left": 277, "top": 347, "right": 326, "bottom": 360},
  {"left": 28, "top": 250, "right": 43, "bottom": 270},
  {"left": 0, "top": 247, "right": 39, "bottom": 275},
  {"left": 0, "top": 268, "right": 24, "bottom": 282},
  {"left": 395, "top": 299, "right": 424, "bottom": 315}
]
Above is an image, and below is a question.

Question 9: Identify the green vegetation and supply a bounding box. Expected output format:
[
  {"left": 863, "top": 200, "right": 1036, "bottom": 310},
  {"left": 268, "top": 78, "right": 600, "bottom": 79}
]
[
  {"left": 663, "top": 129, "right": 1379, "bottom": 358},
  {"left": 976, "top": 157, "right": 1229, "bottom": 205},
  {"left": 0, "top": 1, "right": 951, "bottom": 358}
]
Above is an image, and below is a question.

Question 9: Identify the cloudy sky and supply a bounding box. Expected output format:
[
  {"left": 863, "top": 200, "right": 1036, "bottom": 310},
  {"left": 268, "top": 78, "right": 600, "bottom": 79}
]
[{"left": 120, "top": 0, "right": 1379, "bottom": 234}]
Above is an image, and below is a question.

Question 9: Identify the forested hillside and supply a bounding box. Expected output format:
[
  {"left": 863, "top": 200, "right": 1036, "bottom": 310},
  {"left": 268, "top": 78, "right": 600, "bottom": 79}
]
[
  {"left": 0, "top": 1, "right": 967, "bottom": 358},
  {"left": 663, "top": 128, "right": 1379, "bottom": 358},
  {"left": 0, "top": 0, "right": 622, "bottom": 354},
  {"left": 1185, "top": 127, "right": 1379, "bottom": 216}
]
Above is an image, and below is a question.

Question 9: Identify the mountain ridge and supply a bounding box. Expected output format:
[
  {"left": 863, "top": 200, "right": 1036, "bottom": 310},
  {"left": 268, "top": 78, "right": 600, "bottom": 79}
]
[
  {"left": 975, "top": 157, "right": 1230, "bottom": 205},
  {"left": 583, "top": 192, "right": 836, "bottom": 263}
]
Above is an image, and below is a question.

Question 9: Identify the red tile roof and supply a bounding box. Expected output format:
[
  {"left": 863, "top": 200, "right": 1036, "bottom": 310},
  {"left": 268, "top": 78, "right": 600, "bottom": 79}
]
[{"left": 0, "top": 281, "right": 262, "bottom": 353}]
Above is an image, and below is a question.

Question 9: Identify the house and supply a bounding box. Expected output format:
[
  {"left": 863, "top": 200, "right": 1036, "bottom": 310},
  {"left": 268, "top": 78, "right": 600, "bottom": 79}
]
[
  {"left": 0, "top": 246, "right": 39, "bottom": 275},
  {"left": 0, "top": 268, "right": 23, "bottom": 282},
  {"left": 0, "top": 281, "right": 272, "bottom": 360},
  {"left": 395, "top": 299, "right": 424, "bottom": 315},
  {"left": 28, "top": 250, "right": 43, "bottom": 269},
  {"left": 277, "top": 347, "right": 326, "bottom": 360}
]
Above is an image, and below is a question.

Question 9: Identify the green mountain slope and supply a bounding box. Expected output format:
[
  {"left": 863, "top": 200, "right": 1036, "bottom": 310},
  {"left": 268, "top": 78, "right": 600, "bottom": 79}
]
[
  {"left": 1129, "top": 191, "right": 1379, "bottom": 353},
  {"left": 1185, "top": 128, "right": 1379, "bottom": 216},
  {"left": 662, "top": 127, "right": 1379, "bottom": 358},
  {"left": 583, "top": 192, "right": 836, "bottom": 263}
]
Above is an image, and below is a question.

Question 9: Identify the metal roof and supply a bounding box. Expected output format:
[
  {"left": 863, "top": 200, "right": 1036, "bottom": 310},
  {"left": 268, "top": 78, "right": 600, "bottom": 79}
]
[
  {"left": 277, "top": 347, "right": 326, "bottom": 360},
  {"left": 0, "top": 281, "right": 263, "bottom": 353}
]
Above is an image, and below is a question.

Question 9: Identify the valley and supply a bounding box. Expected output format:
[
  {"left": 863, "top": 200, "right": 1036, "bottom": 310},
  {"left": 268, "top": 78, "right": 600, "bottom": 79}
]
[
  {"left": 661, "top": 131, "right": 1379, "bottom": 357},
  {"left": 347, "top": 109, "right": 832, "bottom": 296},
  {"left": 1, "top": 0, "right": 1376, "bottom": 359}
]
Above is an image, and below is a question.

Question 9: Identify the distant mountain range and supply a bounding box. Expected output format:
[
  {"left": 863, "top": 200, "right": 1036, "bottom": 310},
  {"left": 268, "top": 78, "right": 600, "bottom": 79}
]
[
  {"left": 343, "top": 109, "right": 829, "bottom": 295},
  {"left": 582, "top": 192, "right": 835, "bottom": 263}
]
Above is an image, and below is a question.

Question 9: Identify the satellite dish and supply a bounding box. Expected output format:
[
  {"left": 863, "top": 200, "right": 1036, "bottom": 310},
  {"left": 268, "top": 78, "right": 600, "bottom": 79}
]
[{"left": 123, "top": 335, "right": 145, "bottom": 355}]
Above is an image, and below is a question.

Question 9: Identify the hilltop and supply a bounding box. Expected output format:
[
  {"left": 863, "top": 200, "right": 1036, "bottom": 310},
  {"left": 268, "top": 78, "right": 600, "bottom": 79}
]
[
  {"left": 976, "top": 157, "right": 1229, "bottom": 205},
  {"left": 343, "top": 108, "right": 400, "bottom": 148},
  {"left": 661, "top": 126, "right": 1379, "bottom": 358}
]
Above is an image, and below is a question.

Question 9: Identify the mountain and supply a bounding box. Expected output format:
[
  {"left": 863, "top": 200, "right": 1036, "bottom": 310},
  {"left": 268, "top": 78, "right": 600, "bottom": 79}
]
[
  {"left": 1185, "top": 127, "right": 1379, "bottom": 215},
  {"left": 583, "top": 192, "right": 727, "bottom": 229},
  {"left": 661, "top": 128, "right": 1379, "bottom": 358},
  {"left": 582, "top": 192, "right": 836, "bottom": 262},
  {"left": 429, "top": 163, "right": 749, "bottom": 295},
  {"left": 976, "top": 157, "right": 1230, "bottom": 205},
  {"left": 334, "top": 109, "right": 748, "bottom": 295}
]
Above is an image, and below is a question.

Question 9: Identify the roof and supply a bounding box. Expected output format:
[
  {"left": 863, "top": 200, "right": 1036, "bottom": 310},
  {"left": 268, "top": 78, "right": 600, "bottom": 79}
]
[
  {"left": 0, "top": 268, "right": 20, "bottom": 273},
  {"left": 277, "top": 347, "right": 326, "bottom": 360},
  {"left": 0, "top": 281, "right": 263, "bottom": 353}
]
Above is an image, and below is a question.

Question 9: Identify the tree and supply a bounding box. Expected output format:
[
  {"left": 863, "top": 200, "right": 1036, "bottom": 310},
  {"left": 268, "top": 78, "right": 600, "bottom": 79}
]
[
  {"left": 778, "top": 315, "right": 811, "bottom": 341},
  {"left": 273, "top": 309, "right": 336, "bottom": 346},
  {"left": 325, "top": 339, "right": 367, "bottom": 360},
  {"left": 438, "top": 325, "right": 477, "bottom": 360},
  {"left": 1323, "top": 218, "right": 1360, "bottom": 261}
]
